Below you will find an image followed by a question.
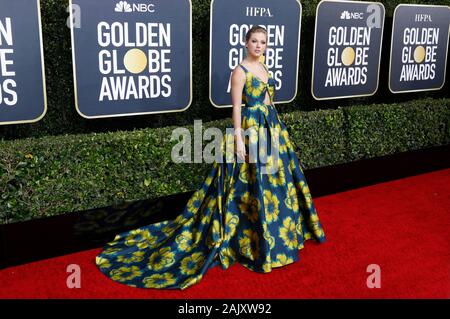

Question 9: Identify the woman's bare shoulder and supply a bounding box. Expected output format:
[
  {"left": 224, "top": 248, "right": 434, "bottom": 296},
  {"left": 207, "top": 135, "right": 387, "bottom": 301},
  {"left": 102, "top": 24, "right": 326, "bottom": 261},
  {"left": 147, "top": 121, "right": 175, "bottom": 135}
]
[{"left": 232, "top": 65, "right": 246, "bottom": 82}]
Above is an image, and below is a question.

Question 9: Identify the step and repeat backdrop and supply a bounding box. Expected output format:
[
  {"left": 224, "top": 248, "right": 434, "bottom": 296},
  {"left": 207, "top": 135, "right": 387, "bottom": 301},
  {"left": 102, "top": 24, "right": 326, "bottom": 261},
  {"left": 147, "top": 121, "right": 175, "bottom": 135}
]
[
  {"left": 209, "top": 0, "right": 302, "bottom": 107},
  {"left": 0, "top": 0, "right": 449, "bottom": 124},
  {"left": 70, "top": 0, "right": 192, "bottom": 118},
  {"left": 389, "top": 4, "right": 450, "bottom": 93},
  {"left": 0, "top": 0, "right": 47, "bottom": 125},
  {"left": 311, "top": 0, "right": 385, "bottom": 100}
]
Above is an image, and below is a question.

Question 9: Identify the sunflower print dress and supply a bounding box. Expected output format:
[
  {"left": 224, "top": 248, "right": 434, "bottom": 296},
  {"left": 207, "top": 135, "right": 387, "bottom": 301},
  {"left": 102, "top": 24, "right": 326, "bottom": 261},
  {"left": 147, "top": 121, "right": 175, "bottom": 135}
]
[{"left": 95, "top": 62, "right": 326, "bottom": 289}]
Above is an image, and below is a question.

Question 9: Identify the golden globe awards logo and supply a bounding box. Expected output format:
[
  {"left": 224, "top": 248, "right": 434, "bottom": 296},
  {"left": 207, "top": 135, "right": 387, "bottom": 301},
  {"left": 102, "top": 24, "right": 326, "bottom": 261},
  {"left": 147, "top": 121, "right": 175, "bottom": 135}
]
[
  {"left": 312, "top": 0, "right": 385, "bottom": 100},
  {"left": 399, "top": 25, "right": 438, "bottom": 81},
  {"left": 227, "top": 8, "right": 281, "bottom": 92},
  {"left": 389, "top": 5, "right": 450, "bottom": 93},
  {"left": 97, "top": 20, "right": 172, "bottom": 102},
  {"left": 0, "top": 17, "right": 17, "bottom": 106},
  {"left": 0, "top": 0, "right": 46, "bottom": 125},
  {"left": 210, "top": 0, "right": 302, "bottom": 107},
  {"left": 227, "top": 23, "right": 284, "bottom": 92},
  {"left": 71, "top": 0, "right": 191, "bottom": 118},
  {"left": 325, "top": 21, "right": 371, "bottom": 87}
]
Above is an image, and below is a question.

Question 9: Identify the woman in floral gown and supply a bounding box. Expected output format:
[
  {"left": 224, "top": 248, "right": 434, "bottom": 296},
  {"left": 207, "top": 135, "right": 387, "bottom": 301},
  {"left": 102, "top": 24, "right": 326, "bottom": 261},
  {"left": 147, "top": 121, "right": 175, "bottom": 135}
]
[{"left": 95, "top": 25, "right": 326, "bottom": 289}]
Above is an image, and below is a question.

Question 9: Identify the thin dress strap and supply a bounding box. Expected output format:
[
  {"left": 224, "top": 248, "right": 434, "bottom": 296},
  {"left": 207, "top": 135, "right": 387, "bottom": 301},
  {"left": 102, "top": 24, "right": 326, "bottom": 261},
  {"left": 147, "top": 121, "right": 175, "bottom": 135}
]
[
  {"left": 238, "top": 64, "right": 248, "bottom": 73},
  {"left": 260, "top": 62, "right": 269, "bottom": 72}
]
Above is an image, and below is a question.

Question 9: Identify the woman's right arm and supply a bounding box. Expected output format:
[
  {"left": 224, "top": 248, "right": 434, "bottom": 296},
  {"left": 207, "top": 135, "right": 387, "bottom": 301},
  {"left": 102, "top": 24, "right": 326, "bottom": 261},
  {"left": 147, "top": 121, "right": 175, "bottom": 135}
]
[{"left": 230, "top": 67, "right": 246, "bottom": 161}]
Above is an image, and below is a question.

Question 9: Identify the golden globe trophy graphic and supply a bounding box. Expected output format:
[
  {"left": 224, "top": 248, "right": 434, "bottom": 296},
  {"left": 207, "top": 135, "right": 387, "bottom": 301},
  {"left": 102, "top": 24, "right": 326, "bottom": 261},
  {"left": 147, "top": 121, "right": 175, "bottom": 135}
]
[
  {"left": 341, "top": 47, "right": 356, "bottom": 67},
  {"left": 413, "top": 45, "right": 426, "bottom": 64},
  {"left": 123, "top": 48, "right": 148, "bottom": 74}
]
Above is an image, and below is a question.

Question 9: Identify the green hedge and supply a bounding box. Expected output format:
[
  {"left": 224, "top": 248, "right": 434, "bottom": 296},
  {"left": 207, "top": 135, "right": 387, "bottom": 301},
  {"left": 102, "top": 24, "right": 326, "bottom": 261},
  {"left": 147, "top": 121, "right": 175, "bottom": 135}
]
[
  {"left": 0, "top": 0, "right": 448, "bottom": 140},
  {"left": 347, "top": 98, "right": 450, "bottom": 159},
  {"left": 1, "top": 97, "right": 449, "bottom": 224}
]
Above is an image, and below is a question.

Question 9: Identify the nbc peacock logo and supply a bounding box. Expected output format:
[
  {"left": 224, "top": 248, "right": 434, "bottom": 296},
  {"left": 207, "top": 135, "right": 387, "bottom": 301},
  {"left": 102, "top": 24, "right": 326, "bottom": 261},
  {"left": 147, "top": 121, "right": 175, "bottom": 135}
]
[
  {"left": 340, "top": 11, "right": 351, "bottom": 20},
  {"left": 114, "top": 1, "right": 155, "bottom": 13},
  {"left": 115, "top": 1, "right": 132, "bottom": 12},
  {"left": 114, "top": 1, "right": 133, "bottom": 12}
]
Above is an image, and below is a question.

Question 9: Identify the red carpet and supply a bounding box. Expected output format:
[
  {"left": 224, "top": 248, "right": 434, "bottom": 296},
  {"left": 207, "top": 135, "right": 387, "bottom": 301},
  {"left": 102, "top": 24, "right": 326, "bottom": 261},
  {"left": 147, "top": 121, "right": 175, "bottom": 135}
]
[{"left": 1, "top": 169, "right": 449, "bottom": 299}]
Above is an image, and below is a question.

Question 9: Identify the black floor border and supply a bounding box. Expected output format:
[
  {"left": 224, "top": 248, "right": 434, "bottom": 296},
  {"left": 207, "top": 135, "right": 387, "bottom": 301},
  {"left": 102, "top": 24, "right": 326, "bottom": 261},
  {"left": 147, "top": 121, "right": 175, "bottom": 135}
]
[{"left": 0, "top": 299, "right": 448, "bottom": 314}]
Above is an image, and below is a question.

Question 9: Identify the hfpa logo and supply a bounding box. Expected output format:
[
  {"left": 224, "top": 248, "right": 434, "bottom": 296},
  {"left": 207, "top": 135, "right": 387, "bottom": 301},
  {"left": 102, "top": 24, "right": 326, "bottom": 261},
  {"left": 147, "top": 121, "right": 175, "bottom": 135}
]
[
  {"left": 114, "top": 1, "right": 155, "bottom": 13},
  {"left": 245, "top": 6, "right": 273, "bottom": 17}
]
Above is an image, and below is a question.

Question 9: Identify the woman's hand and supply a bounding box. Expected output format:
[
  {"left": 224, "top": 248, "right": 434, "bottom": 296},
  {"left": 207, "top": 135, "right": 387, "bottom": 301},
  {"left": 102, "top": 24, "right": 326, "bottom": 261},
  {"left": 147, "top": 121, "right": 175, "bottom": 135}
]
[{"left": 236, "top": 136, "right": 247, "bottom": 162}]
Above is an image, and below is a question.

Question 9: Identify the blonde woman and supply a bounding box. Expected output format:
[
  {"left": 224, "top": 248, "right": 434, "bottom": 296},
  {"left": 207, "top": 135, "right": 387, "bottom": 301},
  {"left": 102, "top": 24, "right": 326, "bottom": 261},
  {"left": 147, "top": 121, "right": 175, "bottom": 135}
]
[{"left": 96, "top": 25, "right": 326, "bottom": 289}]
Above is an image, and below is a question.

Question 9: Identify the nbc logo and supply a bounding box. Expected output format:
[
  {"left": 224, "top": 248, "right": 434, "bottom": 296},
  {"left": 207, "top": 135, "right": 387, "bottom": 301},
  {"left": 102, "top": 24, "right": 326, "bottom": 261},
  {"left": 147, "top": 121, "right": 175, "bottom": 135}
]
[
  {"left": 115, "top": 1, "right": 132, "bottom": 12},
  {"left": 340, "top": 10, "right": 363, "bottom": 20},
  {"left": 114, "top": 1, "right": 155, "bottom": 13}
]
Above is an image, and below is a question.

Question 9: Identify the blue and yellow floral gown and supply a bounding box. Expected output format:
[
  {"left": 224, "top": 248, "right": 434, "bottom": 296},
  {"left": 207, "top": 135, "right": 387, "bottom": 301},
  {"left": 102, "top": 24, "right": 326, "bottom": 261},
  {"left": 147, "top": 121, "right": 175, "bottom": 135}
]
[{"left": 95, "top": 62, "right": 326, "bottom": 289}]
